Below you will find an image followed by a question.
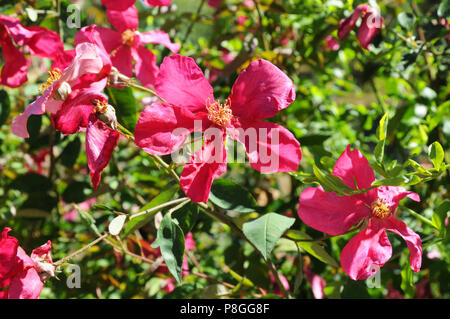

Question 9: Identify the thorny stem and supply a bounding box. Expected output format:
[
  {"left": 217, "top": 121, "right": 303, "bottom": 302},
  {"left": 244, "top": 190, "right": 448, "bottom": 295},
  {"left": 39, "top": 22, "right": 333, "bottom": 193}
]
[{"left": 54, "top": 233, "right": 109, "bottom": 266}]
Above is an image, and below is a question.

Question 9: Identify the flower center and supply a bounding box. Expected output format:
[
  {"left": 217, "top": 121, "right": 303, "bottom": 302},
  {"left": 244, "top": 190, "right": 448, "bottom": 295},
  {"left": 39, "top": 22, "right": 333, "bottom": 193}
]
[
  {"left": 121, "top": 29, "right": 135, "bottom": 47},
  {"left": 371, "top": 198, "right": 391, "bottom": 219},
  {"left": 39, "top": 68, "right": 62, "bottom": 93},
  {"left": 93, "top": 99, "right": 109, "bottom": 113},
  {"left": 206, "top": 98, "right": 233, "bottom": 127}
]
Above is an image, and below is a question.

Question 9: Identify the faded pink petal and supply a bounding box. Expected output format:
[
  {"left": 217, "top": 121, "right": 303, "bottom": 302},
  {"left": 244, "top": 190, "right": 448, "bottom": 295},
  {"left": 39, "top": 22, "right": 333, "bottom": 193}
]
[
  {"left": 137, "top": 30, "right": 180, "bottom": 53},
  {"left": 75, "top": 25, "right": 122, "bottom": 53},
  {"left": 383, "top": 217, "right": 422, "bottom": 273},
  {"left": 107, "top": 6, "right": 139, "bottom": 33},
  {"left": 332, "top": 145, "right": 375, "bottom": 190},
  {"left": 155, "top": 55, "right": 214, "bottom": 113},
  {"left": 228, "top": 119, "right": 301, "bottom": 173},
  {"left": 340, "top": 219, "right": 392, "bottom": 280},
  {"left": 131, "top": 46, "right": 159, "bottom": 87},
  {"left": 323, "top": 35, "right": 340, "bottom": 51},
  {"left": 303, "top": 262, "right": 326, "bottom": 299},
  {"left": 86, "top": 114, "right": 120, "bottom": 189},
  {"left": 8, "top": 268, "right": 43, "bottom": 299},
  {"left": 135, "top": 102, "right": 201, "bottom": 155},
  {"left": 101, "top": 0, "right": 135, "bottom": 11},
  {"left": 11, "top": 87, "right": 53, "bottom": 138},
  {"left": 298, "top": 186, "right": 370, "bottom": 236},
  {"left": 229, "top": 59, "right": 295, "bottom": 120},
  {"left": 180, "top": 133, "right": 227, "bottom": 202}
]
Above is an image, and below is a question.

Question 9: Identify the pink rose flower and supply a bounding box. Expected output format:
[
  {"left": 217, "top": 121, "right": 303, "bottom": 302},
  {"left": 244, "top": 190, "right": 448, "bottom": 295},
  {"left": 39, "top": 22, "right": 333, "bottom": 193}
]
[
  {"left": 75, "top": 5, "right": 179, "bottom": 87},
  {"left": 0, "top": 228, "right": 54, "bottom": 299},
  {"left": 100, "top": 0, "right": 171, "bottom": 11},
  {"left": 135, "top": 55, "right": 302, "bottom": 202},
  {"left": 338, "top": 4, "right": 383, "bottom": 50},
  {"left": 298, "top": 145, "right": 422, "bottom": 280}
]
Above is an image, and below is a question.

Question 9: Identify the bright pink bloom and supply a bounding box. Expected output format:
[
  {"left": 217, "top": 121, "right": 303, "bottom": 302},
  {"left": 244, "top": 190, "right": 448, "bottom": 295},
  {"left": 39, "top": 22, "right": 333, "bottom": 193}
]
[
  {"left": 75, "top": 5, "right": 179, "bottom": 87},
  {"left": 298, "top": 145, "right": 422, "bottom": 280},
  {"left": 338, "top": 4, "right": 383, "bottom": 50},
  {"left": 0, "top": 15, "right": 63, "bottom": 87},
  {"left": 135, "top": 55, "right": 301, "bottom": 202},
  {"left": 101, "top": 0, "right": 171, "bottom": 10},
  {"left": 12, "top": 42, "right": 108, "bottom": 138},
  {"left": 303, "top": 257, "right": 326, "bottom": 299},
  {"left": 323, "top": 35, "right": 340, "bottom": 51},
  {"left": 0, "top": 228, "right": 54, "bottom": 299}
]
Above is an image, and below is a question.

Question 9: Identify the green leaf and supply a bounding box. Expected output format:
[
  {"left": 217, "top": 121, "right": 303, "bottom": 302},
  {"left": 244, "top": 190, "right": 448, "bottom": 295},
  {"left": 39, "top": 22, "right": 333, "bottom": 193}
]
[
  {"left": 312, "top": 164, "right": 354, "bottom": 194},
  {"left": 428, "top": 141, "right": 444, "bottom": 171},
  {"left": 286, "top": 230, "right": 339, "bottom": 268},
  {"left": 60, "top": 136, "right": 81, "bottom": 168},
  {"left": 0, "top": 90, "right": 11, "bottom": 127},
  {"left": 123, "top": 185, "right": 179, "bottom": 236},
  {"left": 375, "top": 112, "right": 388, "bottom": 164},
  {"left": 11, "top": 173, "right": 52, "bottom": 193},
  {"left": 242, "top": 213, "right": 295, "bottom": 260},
  {"left": 398, "top": 12, "right": 416, "bottom": 29},
  {"left": 106, "top": 86, "right": 138, "bottom": 133},
  {"left": 432, "top": 200, "right": 450, "bottom": 236},
  {"left": 372, "top": 175, "right": 421, "bottom": 187},
  {"left": 62, "top": 181, "right": 91, "bottom": 203},
  {"left": 151, "top": 213, "right": 185, "bottom": 283},
  {"left": 172, "top": 202, "right": 199, "bottom": 235},
  {"left": 438, "top": 0, "right": 450, "bottom": 17},
  {"left": 109, "top": 215, "right": 127, "bottom": 236},
  {"left": 209, "top": 179, "right": 258, "bottom": 213}
]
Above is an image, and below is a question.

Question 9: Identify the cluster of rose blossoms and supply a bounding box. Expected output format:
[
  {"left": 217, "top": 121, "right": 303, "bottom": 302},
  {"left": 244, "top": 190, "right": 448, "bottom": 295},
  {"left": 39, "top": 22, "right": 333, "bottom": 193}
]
[{"left": 1, "top": 1, "right": 420, "bottom": 299}]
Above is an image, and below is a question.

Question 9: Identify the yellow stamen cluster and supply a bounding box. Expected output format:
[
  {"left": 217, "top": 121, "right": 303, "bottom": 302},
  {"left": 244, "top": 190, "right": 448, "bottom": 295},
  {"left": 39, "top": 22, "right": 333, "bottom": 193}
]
[
  {"left": 206, "top": 98, "right": 233, "bottom": 127},
  {"left": 93, "top": 99, "right": 108, "bottom": 113},
  {"left": 38, "top": 68, "right": 62, "bottom": 94},
  {"left": 371, "top": 198, "right": 391, "bottom": 219},
  {"left": 121, "top": 29, "right": 135, "bottom": 47}
]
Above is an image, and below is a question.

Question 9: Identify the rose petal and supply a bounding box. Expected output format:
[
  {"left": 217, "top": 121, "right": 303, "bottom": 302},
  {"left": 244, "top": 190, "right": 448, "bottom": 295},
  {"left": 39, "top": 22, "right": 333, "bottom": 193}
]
[
  {"left": 106, "top": 6, "right": 139, "bottom": 33},
  {"left": 180, "top": 132, "right": 227, "bottom": 202},
  {"left": 86, "top": 114, "right": 120, "bottom": 189},
  {"left": 0, "top": 35, "right": 30, "bottom": 88},
  {"left": 137, "top": 30, "right": 180, "bottom": 53},
  {"left": 111, "top": 45, "right": 133, "bottom": 78},
  {"left": 228, "top": 119, "right": 301, "bottom": 173},
  {"left": 131, "top": 46, "right": 159, "bottom": 88},
  {"left": 298, "top": 186, "right": 371, "bottom": 236},
  {"left": 340, "top": 219, "right": 392, "bottom": 280},
  {"left": 155, "top": 54, "right": 214, "bottom": 113},
  {"left": 7, "top": 268, "right": 43, "bottom": 299},
  {"left": 229, "top": 59, "right": 295, "bottom": 120}
]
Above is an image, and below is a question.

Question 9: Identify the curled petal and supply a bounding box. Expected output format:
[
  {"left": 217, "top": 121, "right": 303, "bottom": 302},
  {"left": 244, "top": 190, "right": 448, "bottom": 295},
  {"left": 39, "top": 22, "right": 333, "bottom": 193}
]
[
  {"left": 332, "top": 145, "right": 375, "bottom": 191},
  {"left": 23, "top": 26, "right": 63, "bottom": 59},
  {"left": 106, "top": 6, "right": 139, "bottom": 33},
  {"left": 180, "top": 132, "right": 227, "bottom": 202},
  {"left": 0, "top": 15, "right": 35, "bottom": 46},
  {"left": 137, "top": 30, "right": 180, "bottom": 53},
  {"left": 338, "top": 4, "right": 369, "bottom": 40},
  {"left": 384, "top": 217, "right": 422, "bottom": 273},
  {"left": 377, "top": 186, "right": 420, "bottom": 213},
  {"left": 228, "top": 119, "right": 301, "bottom": 173},
  {"left": 11, "top": 87, "right": 53, "bottom": 138},
  {"left": 0, "top": 36, "right": 30, "bottom": 88},
  {"left": 131, "top": 46, "right": 159, "bottom": 88},
  {"left": 86, "top": 114, "right": 120, "bottom": 189},
  {"left": 155, "top": 54, "right": 214, "bottom": 113},
  {"left": 340, "top": 219, "right": 392, "bottom": 280},
  {"left": 357, "top": 8, "right": 383, "bottom": 50},
  {"left": 135, "top": 102, "right": 200, "bottom": 155},
  {"left": 229, "top": 59, "right": 295, "bottom": 120},
  {"left": 298, "top": 186, "right": 371, "bottom": 236}
]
